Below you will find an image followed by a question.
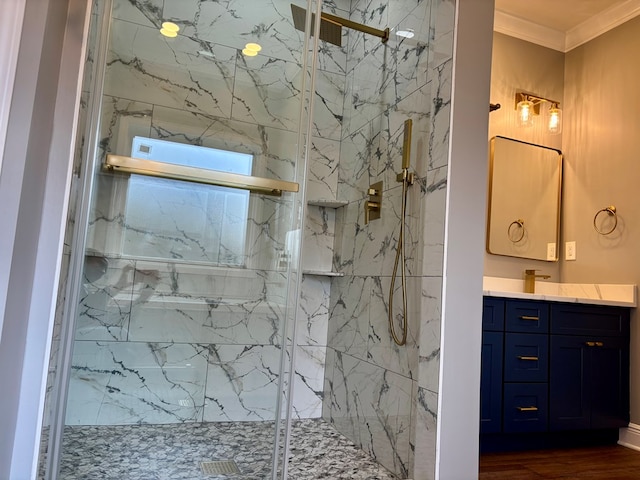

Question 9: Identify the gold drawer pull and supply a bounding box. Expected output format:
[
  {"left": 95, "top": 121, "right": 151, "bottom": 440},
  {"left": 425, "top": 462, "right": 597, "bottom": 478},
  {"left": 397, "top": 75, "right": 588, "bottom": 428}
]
[
  {"left": 519, "top": 315, "right": 539, "bottom": 321},
  {"left": 585, "top": 341, "right": 605, "bottom": 347},
  {"left": 517, "top": 356, "right": 539, "bottom": 361},
  {"left": 517, "top": 406, "right": 539, "bottom": 412}
]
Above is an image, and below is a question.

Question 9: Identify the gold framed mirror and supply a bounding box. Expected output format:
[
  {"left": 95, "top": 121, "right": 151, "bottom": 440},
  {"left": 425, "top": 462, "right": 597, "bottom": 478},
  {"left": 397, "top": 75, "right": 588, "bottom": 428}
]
[{"left": 487, "top": 136, "right": 563, "bottom": 261}]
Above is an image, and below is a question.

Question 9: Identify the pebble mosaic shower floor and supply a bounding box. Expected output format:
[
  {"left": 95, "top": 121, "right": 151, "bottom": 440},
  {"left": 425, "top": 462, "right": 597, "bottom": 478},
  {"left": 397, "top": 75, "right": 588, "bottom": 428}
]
[{"left": 40, "top": 419, "right": 398, "bottom": 479}]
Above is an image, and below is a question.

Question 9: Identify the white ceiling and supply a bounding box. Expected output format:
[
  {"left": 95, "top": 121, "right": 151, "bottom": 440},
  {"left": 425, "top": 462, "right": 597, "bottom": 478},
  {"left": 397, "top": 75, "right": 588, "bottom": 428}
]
[{"left": 494, "top": 0, "right": 640, "bottom": 51}]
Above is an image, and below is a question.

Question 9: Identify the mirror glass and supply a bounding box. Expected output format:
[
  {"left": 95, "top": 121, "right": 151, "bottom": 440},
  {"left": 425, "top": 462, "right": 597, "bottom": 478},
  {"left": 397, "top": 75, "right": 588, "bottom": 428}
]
[{"left": 487, "top": 136, "right": 562, "bottom": 261}]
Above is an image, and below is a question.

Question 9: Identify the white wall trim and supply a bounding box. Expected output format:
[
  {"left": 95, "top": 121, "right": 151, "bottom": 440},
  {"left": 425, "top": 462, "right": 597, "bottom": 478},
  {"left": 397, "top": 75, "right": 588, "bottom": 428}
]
[
  {"left": 619, "top": 423, "right": 640, "bottom": 452},
  {"left": 495, "top": 0, "right": 640, "bottom": 52},
  {"left": 565, "top": 0, "right": 640, "bottom": 51},
  {"left": 494, "top": 10, "right": 565, "bottom": 52}
]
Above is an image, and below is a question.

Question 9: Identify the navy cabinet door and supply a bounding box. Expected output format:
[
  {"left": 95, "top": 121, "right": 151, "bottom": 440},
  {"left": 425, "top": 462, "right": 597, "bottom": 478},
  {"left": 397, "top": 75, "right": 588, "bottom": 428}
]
[
  {"left": 590, "top": 336, "right": 629, "bottom": 429},
  {"left": 550, "top": 335, "right": 629, "bottom": 431},
  {"left": 549, "top": 335, "right": 590, "bottom": 431},
  {"left": 481, "top": 331, "right": 503, "bottom": 434}
]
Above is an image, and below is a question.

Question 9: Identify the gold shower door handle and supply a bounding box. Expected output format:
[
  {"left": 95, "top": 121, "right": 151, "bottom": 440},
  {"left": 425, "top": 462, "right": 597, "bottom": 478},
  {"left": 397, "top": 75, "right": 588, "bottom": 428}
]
[{"left": 104, "top": 155, "right": 299, "bottom": 196}]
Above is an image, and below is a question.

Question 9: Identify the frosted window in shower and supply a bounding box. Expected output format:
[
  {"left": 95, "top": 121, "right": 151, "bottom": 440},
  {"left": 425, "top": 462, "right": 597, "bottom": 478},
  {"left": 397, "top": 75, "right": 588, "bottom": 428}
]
[{"left": 121, "top": 137, "right": 252, "bottom": 266}]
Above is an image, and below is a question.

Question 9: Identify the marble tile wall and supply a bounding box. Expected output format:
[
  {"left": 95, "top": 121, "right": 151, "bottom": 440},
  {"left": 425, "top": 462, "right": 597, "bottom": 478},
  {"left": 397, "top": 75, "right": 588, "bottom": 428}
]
[{"left": 322, "top": 0, "right": 456, "bottom": 478}]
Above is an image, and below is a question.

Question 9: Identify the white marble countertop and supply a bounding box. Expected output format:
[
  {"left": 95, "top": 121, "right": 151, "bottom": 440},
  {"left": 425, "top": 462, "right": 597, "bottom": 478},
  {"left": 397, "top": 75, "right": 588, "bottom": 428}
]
[{"left": 483, "top": 276, "right": 637, "bottom": 307}]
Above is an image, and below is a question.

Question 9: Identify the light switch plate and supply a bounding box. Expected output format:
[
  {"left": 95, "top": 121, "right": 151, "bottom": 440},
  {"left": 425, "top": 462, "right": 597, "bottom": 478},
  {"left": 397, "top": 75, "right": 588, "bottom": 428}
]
[
  {"left": 547, "top": 243, "right": 556, "bottom": 261},
  {"left": 565, "top": 241, "right": 576, "bottom": 261}
]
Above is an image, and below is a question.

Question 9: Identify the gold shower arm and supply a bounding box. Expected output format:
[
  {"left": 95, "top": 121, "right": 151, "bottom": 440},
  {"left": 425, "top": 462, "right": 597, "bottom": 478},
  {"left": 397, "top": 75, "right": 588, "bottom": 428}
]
[
  {"left": 320, "top": 12, "right": 390, "bottom": 43},
  {"left": 104, "top": 155, "right": 299, "bottom": 196}
]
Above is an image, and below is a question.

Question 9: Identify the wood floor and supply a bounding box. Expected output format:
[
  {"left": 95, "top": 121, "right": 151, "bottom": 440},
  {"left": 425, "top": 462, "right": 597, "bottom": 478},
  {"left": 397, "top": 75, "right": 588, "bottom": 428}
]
[{"left": 479, "top": 445, "right": 640, "bottom": 479}]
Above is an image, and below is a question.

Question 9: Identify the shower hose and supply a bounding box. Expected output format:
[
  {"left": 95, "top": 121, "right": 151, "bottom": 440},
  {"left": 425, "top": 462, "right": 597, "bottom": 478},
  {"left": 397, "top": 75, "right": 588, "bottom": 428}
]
[{"left": 388, "top": 169, "right": 410, "bottom": 346}]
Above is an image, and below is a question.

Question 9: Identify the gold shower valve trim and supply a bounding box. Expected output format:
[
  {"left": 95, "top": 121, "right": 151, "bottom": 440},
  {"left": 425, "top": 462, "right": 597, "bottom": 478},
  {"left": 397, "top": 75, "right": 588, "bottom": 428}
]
[{"left": 365, "top": 181, "right": 383, "bottom": 224}]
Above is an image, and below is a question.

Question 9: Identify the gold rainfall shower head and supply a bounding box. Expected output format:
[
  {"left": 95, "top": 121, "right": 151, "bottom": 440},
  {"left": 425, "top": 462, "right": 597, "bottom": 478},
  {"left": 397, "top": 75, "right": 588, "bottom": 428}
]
[{"left": 290, "top": 4, "right": 389, "bottom": 48}]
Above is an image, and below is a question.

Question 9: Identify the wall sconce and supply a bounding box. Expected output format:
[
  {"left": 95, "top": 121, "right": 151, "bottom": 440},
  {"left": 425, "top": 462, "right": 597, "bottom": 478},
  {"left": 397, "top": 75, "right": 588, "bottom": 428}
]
[{"left": 515, "top": 91, "right": 562, "bottom": 135}]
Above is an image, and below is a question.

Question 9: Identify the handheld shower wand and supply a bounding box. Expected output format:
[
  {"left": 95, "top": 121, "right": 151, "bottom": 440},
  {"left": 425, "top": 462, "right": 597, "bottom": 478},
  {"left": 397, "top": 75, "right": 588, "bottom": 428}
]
[{"left": 389, "top": 119, "right": 414, "bottom": 346}]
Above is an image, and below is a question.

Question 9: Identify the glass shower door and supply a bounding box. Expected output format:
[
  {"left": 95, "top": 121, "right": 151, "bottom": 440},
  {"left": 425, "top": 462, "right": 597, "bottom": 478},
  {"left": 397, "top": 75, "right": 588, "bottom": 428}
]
[{"left": 44, "top": 0, "right": 318, "bottom": 478}]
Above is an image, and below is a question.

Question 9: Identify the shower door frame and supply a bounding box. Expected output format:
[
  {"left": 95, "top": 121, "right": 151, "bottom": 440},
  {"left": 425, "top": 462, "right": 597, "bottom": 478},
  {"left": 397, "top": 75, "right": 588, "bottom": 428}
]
[{"left": 42, "top": 1, "right": 323, "bottom": 479}]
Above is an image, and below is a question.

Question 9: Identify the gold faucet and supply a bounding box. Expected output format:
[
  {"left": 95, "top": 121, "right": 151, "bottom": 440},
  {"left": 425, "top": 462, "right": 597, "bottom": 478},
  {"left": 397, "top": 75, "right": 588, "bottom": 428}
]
[{"left": 524, "top": 269, "right": 551, "bottom": 294}]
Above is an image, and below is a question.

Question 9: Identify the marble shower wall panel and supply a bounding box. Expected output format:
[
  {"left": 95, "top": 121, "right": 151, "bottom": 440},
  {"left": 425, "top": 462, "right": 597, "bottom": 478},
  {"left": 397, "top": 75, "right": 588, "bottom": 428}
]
[
  {"left": 297, "top": 275, "right": 330, "bottom": 347},
  {"left": 328, "top": 351, "right": 413, "bottom": 478},
  {"left": 67, "top": 341, "right": 208, "bottom": 425},
  {"left": 303, "top": 206, "right": 335, "bottom": 272},
  {"left": 106, "top": 19, "right": 237, "bottom": 118},
  {"left": 418, "top": 276, "right": 442, "bottom": 395},
  {"left": 75, "top": 258, "right": 135, "bottom": 341},
  {"left": 411, "top": 385, "right": 438, "bottom": 480},
  {"left": 292, "top": 345, "right": 326, "bottom": 419},
  {"left": 337, "top": 123, "right": 376, "bottom": 204},
  {"left": 419, "top": 165, "right": 447, "bottom": 278},
  {"left": 128, "top": 261, "right": 286, "bottom": 345},
  {"left": 307, "top": 136, "right": 340, "bottom": 200},
  {"left": 327, "top": 275, "right": 371, "bottom": 360},
  {"left": 204, "top": 344, "right": 282, "bottom": 422}
]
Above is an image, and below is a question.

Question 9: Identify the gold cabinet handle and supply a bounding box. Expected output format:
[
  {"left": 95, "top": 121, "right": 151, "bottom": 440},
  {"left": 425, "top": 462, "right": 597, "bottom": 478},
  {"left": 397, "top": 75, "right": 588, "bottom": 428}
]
[
  {"left": 585, "top": 341, "right": 605, "bottom": 347},
  {"left": 517, "top": 406, "right": 539, "bottom": 412},
  {"left": 519, "top": 315, "right": 539, "bottom": 321},
  {"left": 517, "top": 356, "right": 539, "bottom": 361}
]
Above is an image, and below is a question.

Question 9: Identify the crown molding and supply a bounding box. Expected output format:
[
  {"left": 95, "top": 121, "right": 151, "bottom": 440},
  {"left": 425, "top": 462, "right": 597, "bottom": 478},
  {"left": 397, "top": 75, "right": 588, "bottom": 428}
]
[
  {"left": 495, "top": 0, "right": 640, "bottom": 53},
  {"left": 493, "top": 10, "right": 565, "bottom": 52},
  {"left": 565, "top": 0, "right": 640, "bottom": 51}
]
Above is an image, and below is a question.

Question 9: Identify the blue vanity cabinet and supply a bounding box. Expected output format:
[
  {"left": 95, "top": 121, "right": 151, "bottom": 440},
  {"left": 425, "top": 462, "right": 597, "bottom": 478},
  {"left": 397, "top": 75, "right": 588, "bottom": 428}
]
[
  {"left": 481, "top": 297, "right": 630, "bottom": 448},
  {"left": 549, "top": 303, "right": 630, "bottom": 431}
]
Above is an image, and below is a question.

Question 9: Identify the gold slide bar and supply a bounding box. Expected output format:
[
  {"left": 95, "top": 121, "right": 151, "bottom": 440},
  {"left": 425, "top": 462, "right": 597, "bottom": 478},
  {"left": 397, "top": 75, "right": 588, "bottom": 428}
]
[{"left": 105, "top": 155, "right": 299, "bottom": 196}]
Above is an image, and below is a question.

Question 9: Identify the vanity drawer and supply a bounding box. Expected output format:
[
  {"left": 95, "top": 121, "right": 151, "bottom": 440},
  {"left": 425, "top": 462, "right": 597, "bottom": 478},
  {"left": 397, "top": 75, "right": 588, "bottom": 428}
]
[
  {"left": 483, "top": 297, "right": 505, "bottom": 332},
  {"left": 504, "top": 333, "right": 549, "bottom": 382},
  {"left": 550, "top": 304, "right": 630, "bottom": 337},
  {"left": 503, "top": 383, "right": 548, "bottom": 433},
  {"left": 506, "top": 300, "right": 549, "bottom": 334}
]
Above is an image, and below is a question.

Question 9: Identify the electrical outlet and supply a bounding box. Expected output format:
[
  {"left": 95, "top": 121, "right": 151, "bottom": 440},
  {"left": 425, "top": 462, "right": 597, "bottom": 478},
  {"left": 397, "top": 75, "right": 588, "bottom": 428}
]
[
  {"left": 547, "top": 243, "right": 556, "bottom": 261},
  {"left": 565, "top": 241, "right": 576, "bottom": 261}
]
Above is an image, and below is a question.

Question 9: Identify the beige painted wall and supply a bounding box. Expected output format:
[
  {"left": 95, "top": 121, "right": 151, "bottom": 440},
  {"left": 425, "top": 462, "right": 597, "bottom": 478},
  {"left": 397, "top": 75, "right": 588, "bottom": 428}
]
[
  {"left": 485, "top": 33, "right": 565, "bottom": 280},
  {"left": 563, "top": 15, "right": 640, "bottom": 423}
]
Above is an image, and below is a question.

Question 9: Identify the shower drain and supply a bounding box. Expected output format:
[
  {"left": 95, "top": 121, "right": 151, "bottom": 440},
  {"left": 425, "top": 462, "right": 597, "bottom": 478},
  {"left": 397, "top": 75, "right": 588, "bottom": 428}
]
[{"left": 200, "top": 460, "right": 241, "bottom": 475}]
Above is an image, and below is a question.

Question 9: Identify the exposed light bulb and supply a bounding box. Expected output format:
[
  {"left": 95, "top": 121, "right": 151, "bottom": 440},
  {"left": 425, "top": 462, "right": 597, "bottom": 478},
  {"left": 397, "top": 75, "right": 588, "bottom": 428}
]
[
  {"left": 517, "top": 99, "right": 534, "bottom": 127},
  {"left": 548, "top": 104, "right": 562, "bottom": 135}
]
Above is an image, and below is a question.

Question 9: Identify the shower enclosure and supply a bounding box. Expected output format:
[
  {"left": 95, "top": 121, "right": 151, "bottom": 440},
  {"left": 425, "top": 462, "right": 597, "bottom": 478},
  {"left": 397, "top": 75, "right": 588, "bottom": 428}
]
[{"left": 39, "top": 0, "right": 456, "bottom": 478}]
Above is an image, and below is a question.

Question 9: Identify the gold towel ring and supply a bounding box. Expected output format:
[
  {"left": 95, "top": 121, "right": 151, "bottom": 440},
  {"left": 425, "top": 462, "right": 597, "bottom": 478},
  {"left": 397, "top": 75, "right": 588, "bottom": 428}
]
[
  {"left": 593, "top": 205, "right": 617, "bottom": 235},
  {"left": 508, "top": 219, "right": 525, "bottom": 243}
]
